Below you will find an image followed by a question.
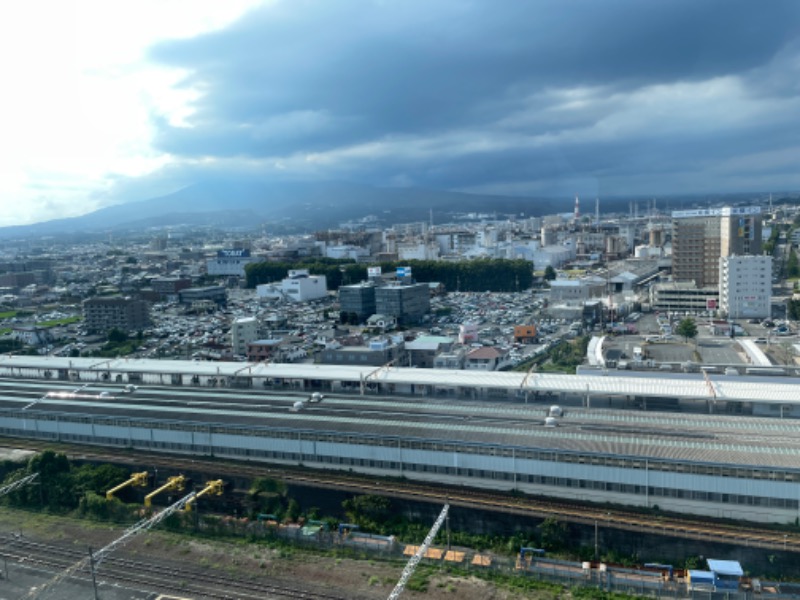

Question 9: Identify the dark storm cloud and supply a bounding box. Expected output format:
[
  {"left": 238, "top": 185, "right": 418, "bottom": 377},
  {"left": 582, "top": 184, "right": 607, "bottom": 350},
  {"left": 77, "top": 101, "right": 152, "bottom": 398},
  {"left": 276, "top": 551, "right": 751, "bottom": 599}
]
[{"left": 143, "top": 0, "right": 800, "bottom": 196}]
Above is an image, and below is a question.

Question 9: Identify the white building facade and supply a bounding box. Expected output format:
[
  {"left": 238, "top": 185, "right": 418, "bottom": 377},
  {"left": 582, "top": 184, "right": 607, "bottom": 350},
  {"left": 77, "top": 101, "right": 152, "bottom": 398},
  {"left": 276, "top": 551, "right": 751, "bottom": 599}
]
[
  {"left": 231, "top": 316, "right": 259, "bottom": 357},
  {"left": 719, "top": 255, "right": 772, "bottom": 319},
  {"left": 324, "top": 245, "right": 370, "bottom": 261},
  {"left": 397, "top": 242, "right": 440, "bottom": 261},
  {"left": 206, "top": 249, "right": 257, "bottom": 277},
  {"left": 256, "top": 269, "right": 329, "bottom": 302}
]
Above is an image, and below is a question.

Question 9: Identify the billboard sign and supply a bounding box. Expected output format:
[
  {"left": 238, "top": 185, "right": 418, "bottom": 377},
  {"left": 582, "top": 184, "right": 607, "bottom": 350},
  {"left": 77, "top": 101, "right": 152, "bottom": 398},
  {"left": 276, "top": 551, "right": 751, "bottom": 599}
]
[{"left": 217, "top": 249, "right": 250, "bottom": 258}]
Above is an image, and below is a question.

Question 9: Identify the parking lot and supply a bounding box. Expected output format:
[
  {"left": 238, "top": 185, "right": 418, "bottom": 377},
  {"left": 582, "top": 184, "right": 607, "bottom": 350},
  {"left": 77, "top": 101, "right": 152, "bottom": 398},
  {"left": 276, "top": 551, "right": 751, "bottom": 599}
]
[{"left": 603, "top": 311, "right": 798, "bottom": 370}]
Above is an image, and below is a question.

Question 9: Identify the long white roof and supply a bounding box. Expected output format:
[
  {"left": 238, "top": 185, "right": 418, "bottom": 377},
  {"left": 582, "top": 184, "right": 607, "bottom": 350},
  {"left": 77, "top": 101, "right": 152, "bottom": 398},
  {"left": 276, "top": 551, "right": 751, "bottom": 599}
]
[{"left": 1, "top": 355, "right": 798, "bottom": 405}]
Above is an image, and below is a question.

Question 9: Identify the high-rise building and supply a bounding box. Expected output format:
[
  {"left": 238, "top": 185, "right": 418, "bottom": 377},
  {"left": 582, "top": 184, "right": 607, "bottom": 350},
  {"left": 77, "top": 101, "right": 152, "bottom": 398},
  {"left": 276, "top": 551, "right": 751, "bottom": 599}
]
[
  {"left": 720, "top": 209, "right": 762, "bottom": 257},
  {"left": 719, "top": 255, "right": 772, "bottom": 319},
  {"left": 672, "top": 207, "right": 761, "bottom": 287}
]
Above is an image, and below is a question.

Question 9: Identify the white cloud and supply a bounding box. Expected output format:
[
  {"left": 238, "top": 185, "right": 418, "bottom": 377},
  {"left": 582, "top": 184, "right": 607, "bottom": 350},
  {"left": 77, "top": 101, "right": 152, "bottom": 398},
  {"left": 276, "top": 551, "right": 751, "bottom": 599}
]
[{"left": 0, "top": 0, "right": 264, "bottom": 226}]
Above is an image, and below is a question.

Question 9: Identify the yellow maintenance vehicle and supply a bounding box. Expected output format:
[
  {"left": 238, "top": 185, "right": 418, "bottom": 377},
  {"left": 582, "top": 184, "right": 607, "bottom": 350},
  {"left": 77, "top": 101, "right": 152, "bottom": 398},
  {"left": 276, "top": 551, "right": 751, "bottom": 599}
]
[
  {"left": 105, "top": 471, "right": 149, "bottom": 501},
  {"left": 144, "top": 475, "right": 187, "bottom": 508},
  {"left": 184, "top": 479, "right": 224, "bottom": 512}
]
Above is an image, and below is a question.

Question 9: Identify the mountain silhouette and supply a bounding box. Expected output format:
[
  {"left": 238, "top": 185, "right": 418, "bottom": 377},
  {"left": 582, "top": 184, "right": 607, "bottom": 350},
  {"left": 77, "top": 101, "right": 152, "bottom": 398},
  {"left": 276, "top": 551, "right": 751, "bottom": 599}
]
[{"left": 0, "top": 180, "right": 564, "bottom": 238}]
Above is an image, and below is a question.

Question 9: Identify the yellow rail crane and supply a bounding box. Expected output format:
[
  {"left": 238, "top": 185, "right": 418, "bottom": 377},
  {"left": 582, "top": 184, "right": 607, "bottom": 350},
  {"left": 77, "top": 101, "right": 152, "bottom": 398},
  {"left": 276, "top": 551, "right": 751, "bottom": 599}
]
[
  {"left": 144, "top": 475, "right": 187, "bottom": 508},
  {"left": 105, "top": 471, "right": 149, "bottom": 501},
  {"left": 183, "top": 479, "right": 224, "bottom": 512}
]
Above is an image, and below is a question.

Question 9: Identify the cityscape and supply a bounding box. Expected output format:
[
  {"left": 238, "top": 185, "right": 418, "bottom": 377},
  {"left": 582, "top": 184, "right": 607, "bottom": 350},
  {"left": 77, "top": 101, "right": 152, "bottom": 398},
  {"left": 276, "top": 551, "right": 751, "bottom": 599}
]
[
  {"left": 0, "top": 192, "right": 799, "bottom": 598},
  {"left": 2, "top": 1, "right": 800, "bottom": 599}
]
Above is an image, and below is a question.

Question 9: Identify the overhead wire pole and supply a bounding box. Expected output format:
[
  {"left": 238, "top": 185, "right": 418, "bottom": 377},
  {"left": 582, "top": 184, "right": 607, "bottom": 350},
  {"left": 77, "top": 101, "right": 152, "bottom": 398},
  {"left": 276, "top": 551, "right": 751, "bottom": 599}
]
[
  {"left": 24, "top": 489, "right": 197, "bottom": 599},
  {"left": 387, "top": 503, "right": 449, "bottom": 600}
]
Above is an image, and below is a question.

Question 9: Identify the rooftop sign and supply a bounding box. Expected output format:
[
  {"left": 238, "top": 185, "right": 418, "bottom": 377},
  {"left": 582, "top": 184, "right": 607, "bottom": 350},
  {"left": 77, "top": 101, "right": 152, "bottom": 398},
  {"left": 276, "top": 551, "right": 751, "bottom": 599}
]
[{"left": 672, "top": 206, "right": 761, "bottom": 219}]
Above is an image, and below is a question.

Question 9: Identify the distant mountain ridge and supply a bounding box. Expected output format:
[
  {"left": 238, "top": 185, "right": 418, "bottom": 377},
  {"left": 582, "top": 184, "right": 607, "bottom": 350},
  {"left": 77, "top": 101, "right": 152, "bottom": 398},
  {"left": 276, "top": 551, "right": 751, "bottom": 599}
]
[{"left": 0, "top": 181, "right": 568, "bottom": 238}]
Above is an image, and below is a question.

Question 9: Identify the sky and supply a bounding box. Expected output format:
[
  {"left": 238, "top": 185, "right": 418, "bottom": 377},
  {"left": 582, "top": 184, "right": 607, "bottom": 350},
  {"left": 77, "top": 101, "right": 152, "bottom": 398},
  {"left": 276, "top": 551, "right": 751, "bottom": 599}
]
[{"left": 2, "top": 0, "right": 800, "bottom": 227}]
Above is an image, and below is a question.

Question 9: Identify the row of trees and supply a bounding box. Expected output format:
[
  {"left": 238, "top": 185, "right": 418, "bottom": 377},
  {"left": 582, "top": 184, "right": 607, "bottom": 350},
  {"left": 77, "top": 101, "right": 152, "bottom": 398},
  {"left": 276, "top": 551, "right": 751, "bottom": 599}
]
[
  {"left": 2, "top": 453, "right": 709, "bottom": 571},
  {"left": 2, "top": 451, "right": 129, "bottom": 515},
  {"left": 245, "top": 258, "right": 535, "bottom": 293},
  {"left": 245, "top": 257, "right": 358, "bottom": 289},
  {"left": 0, "top": 452, "right": 573, "bottom": 554}
]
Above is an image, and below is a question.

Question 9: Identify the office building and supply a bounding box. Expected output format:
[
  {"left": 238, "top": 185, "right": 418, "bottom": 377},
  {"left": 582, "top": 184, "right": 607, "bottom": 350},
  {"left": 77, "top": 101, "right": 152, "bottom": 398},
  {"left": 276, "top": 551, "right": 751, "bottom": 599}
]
[
  {"left": 206, "top": 249, "right": 257, "bottom": 277},
  {"left": 375, "top": 282, "right": 430, "bottom": 325},
  {"left": 672, "top": 207, "right": 761, "bottom": 287},
  {"left": 338, "top": 282, "right": 376, "bottom": 323}
]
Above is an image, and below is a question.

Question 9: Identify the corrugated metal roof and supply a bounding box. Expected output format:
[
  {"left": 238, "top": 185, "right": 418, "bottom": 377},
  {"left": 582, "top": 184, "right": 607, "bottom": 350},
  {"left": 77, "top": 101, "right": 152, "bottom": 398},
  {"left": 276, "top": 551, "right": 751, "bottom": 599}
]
[
  {"left": 16, "top": 389, "right": 800, "bottom": 469},
  {"left": 1, "top": 355, "right": 798, "bottom": 404}
]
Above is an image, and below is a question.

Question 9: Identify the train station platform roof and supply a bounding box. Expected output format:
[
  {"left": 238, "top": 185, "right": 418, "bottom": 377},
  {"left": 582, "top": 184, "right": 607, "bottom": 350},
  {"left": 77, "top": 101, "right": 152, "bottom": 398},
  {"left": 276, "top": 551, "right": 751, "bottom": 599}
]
[{"left": 1, "top": 355, "right": 799, "bottom": 405}]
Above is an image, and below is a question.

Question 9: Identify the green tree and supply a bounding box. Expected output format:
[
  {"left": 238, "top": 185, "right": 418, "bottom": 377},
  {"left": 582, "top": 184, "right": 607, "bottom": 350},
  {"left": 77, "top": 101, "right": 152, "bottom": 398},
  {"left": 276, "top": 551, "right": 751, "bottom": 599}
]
[
  {"left": 787, "top": 250, "right": 800, "bottom": 278},
  {"left": 0, "top": 339, "right": 24, "bottom": 353},
  {"left": 286, "top": 498, "right": 301, "bottom": 522},
  {"left": 539, "top": 517, "right": 569, "bottom": 551},
  {"left": 107, "top": 328, "right": 128, "bottom": 343},
  {"left": 72, "top": 463, "right": 128, "bottom": 497},
  {"left": 543, "top": 265, "right": 557, "bottom": 281},
  {"left": 20, "top": 451, "right": 75, "bottom": 510},
  {"left": 249, "top": 477, "right": 287, "bottom": 497},
  {"left": 342, "top": 494, "right": 392, "bottom": 531},
  {"left": 675, "top": 317, "right": 698, "bottom": 343},
  {"left": 788, "top": 299, "right": 800, "bottom": 321}
]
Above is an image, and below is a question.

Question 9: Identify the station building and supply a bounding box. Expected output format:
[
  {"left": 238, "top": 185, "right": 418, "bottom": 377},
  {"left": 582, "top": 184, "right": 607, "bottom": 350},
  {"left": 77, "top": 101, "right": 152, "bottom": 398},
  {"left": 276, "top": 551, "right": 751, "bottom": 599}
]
[{"left": 1, "top": 356, "right": 800, "bottom": 523}]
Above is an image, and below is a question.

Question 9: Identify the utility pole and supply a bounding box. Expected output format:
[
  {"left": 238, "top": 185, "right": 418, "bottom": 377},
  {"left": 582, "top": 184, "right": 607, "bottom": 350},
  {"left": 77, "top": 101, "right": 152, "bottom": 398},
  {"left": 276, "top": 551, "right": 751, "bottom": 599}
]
[{"left": 88, "top": 547, "right": 99, "bottom": 600}]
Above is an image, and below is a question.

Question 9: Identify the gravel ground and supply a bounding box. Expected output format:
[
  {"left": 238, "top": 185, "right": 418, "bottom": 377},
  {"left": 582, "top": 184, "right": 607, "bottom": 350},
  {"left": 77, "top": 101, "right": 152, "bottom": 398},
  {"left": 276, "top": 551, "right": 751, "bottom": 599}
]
[{"left": 0, "top": 510, "right": 551, "bottom": 600}]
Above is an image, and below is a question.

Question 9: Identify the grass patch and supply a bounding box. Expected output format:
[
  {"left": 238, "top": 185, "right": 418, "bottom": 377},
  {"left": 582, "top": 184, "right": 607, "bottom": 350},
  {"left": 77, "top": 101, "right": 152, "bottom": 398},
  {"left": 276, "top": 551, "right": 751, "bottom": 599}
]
[
  {"left": 36, "top": 316, "right": 82, "bottom": 328},
  {"left": 406, "top": 566, "right": 433, "bottom": 592}
]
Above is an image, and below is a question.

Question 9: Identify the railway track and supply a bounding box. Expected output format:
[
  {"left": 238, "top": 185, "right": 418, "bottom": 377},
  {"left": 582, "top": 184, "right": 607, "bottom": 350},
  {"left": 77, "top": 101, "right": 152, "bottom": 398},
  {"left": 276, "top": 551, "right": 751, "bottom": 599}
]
[
  {"left": 3, "top": 436, "right": 799, "bottom": 554},
  {"left": 2, "top": 535, "right": 359, "bottom": 600}
]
